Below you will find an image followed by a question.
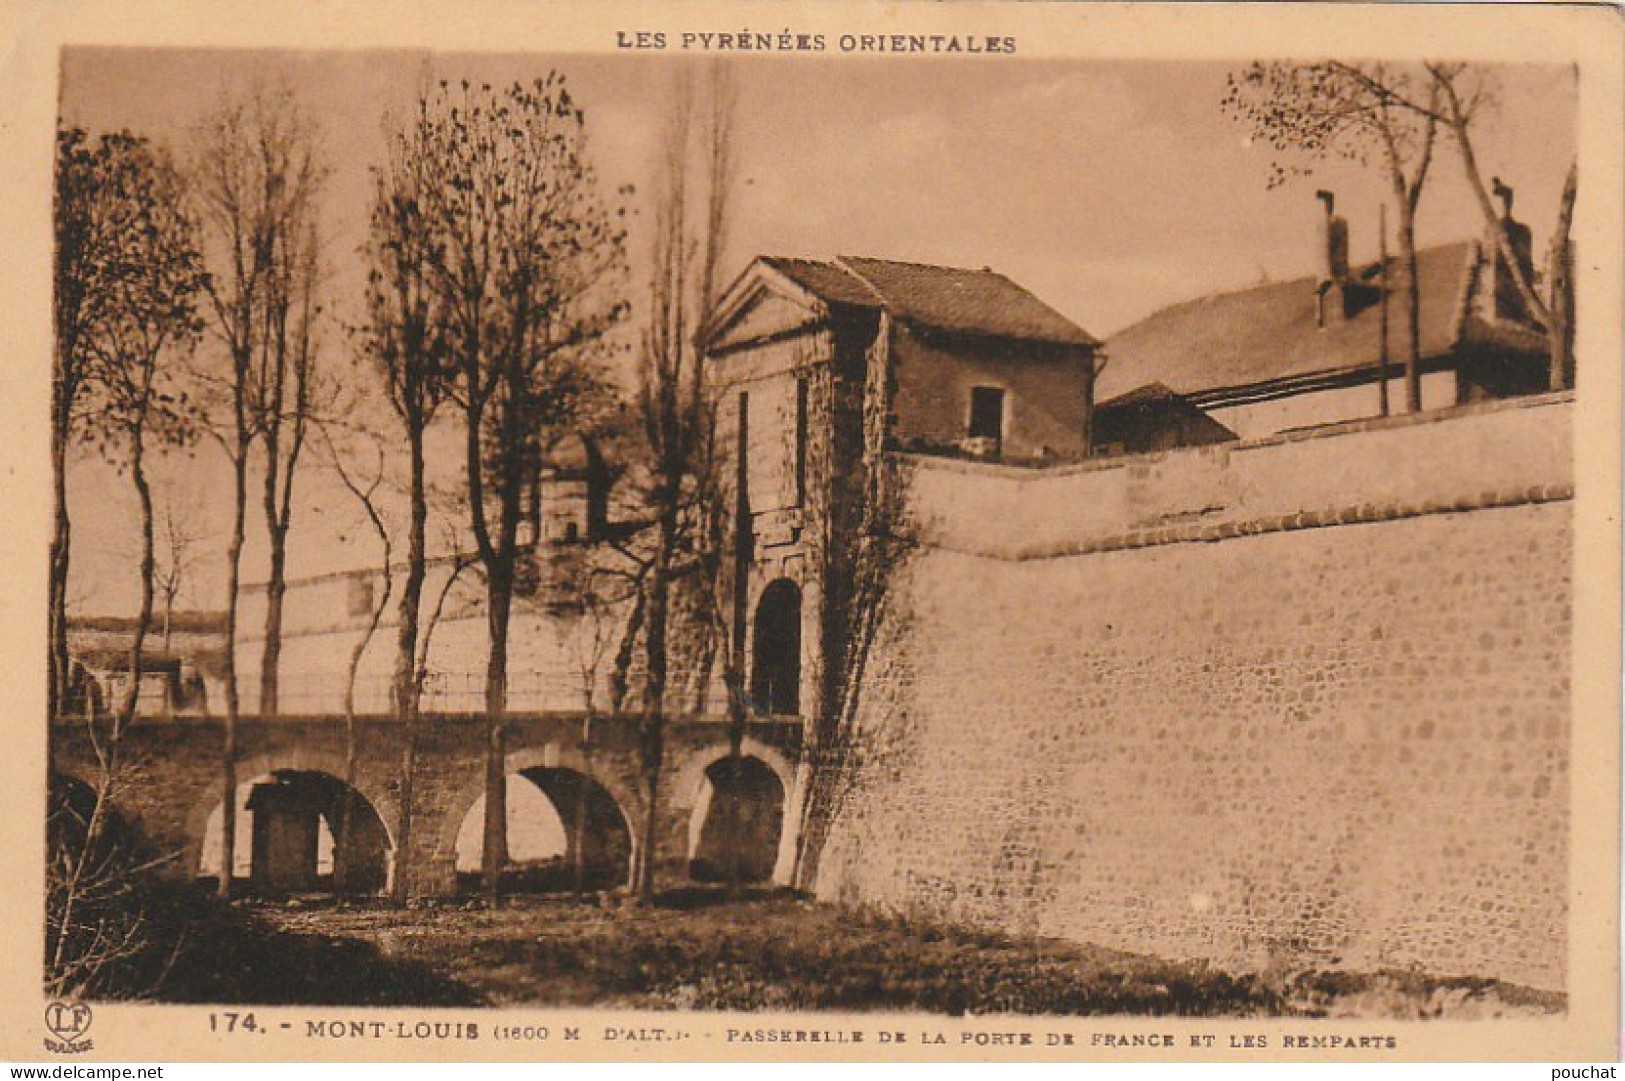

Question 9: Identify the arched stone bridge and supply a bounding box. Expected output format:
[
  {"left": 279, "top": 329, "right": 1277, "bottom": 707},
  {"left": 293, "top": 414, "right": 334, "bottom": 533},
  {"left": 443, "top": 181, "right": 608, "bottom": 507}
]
[{"left": 51, "top": 712, "right": 804, "bottom": 898}]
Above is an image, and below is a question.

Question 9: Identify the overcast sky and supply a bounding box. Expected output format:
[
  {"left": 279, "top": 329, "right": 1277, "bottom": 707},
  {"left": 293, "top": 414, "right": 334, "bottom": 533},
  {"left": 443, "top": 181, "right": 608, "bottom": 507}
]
[{"left": 58, "top": 49, "right": 1577, "bottom": 614}]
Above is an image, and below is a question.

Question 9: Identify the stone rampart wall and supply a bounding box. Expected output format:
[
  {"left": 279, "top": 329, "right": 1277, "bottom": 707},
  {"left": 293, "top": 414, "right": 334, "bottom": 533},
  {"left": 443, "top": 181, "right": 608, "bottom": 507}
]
[{"left": 815, "top": 394, "right": 1572, "bottom": 990}]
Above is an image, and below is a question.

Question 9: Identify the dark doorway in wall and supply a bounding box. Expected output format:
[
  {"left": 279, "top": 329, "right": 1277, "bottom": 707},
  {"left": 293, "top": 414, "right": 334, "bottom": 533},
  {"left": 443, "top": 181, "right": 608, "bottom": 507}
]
[{"left": 751, "top": 579, "right": 802, "bottom": 716}]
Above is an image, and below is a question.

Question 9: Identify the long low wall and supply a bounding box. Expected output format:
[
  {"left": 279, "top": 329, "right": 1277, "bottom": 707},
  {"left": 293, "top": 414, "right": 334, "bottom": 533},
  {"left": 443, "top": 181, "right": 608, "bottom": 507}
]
[
  {"left": 815, "top": 394, "right": 1572, "bottom": 990},
  {"left": 901, "top": 392, "right": 1571, "bottom": 558}
]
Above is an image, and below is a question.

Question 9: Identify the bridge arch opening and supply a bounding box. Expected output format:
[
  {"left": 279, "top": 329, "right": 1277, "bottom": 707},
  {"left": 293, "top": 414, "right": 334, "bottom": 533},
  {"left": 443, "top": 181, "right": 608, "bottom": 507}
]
[
  {"left": 198, "top": 771, "right": 392, "bottom": 896},
  {"left": 751, "top": 579, "right": 802, "bottom": 715},
  {"left": 687, "top": 755, "right": 786, "bottom": 884},
  {"left": 454, "top": 767, "right": 633, "bottom": 893}
]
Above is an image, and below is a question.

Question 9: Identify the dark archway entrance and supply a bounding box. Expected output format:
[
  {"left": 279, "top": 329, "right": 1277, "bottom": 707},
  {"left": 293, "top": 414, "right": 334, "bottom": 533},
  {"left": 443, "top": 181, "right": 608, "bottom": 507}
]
[
  {"left": 689, "top": 756, "right": 786, "bottom": 884},
  {"left": 454, "top": 768, "right": 632, "bottom": 893},
  {"left": 198, "top": 771, "right": 392, "bottom": 896},
  {"left": 751, "top": 579, "right": 802, "bottom": 715}
]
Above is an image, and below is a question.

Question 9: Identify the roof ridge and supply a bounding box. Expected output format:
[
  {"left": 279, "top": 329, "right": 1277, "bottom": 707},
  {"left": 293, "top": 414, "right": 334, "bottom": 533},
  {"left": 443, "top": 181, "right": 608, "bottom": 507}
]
[
  {"left": 830, "top": 255, "right": 895, "bottom": 308},
  {"left": 738, "top": 253, "right": 1097, "bottom": 348},
  {"left": 837, "top": 253, "right": 1008, "bottom": 278},
  {"left": 1113, "top": 239, "right": 1477, "bottom": 338},
  {"left": 763, "top": 254, "right": 836, "bottom": 267}
]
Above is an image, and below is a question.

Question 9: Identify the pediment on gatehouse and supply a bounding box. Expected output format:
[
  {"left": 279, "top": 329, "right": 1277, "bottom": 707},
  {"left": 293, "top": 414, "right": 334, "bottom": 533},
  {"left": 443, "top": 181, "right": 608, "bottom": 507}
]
[{"left": 704, "top": 262, "right": 830, "bottom": 353}]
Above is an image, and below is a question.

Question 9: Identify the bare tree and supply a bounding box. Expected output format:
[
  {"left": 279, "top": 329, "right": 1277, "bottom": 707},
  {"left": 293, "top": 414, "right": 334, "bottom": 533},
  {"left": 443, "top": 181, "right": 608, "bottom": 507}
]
[
  {"left": 562, "top": 563, "right": 624, "bottom": 716},
  {"left": 152, "top": 477, "right": 208, "bottom": 653},
  {"left": 1424, "top": 63, "right": 1577, "bottom": 390},
  {"left": 790, "top": 331, "right": 916, "bottom": 890},
  {"left": 78, "top": 129, "right": 206, "bottom": 773},
  {"left": 108, "top": 462, "right": 208, "bottom": 664},
  {"left": 1234, "top": 63, "right": 1579, "bottom": 395},
  {"left": 1547, "top": 161, "right": 1577, "bottom": 390},
  {"left": 316, "top": 422, "right": 394, "bottom": 890},
  {"left": 194, "top": 90, "right": 330, "bottom": 719},
  {"left": 689, "top": 404, "right": 755, "bottom": 895},
  {"left": 413, "top": 544, "right": 479, "bottom": 712},
  {"left": 51, "top": 127, "right": 142, "bottom": 723},
  {"left": 191, "top": 84, "right": 319, "bottom": 897},
  {"left": 50, "top": 132, "right": 205, "bottom": 992},
  {"left": 46, "top": 774, "right": 179, "bottom": 999},
  {"left": 408, "top": 76, "right": 627, "bottom": 901},
  {"left": 359, "top": 102, "right": 453, "bottom": 901},
  {"left": 254, "top": 187, "right": 326, "bottom": 720},
  {"left": 622, "top": 65, "right": 735, "bottom": 903},
  {"left": 554, "top": 545, "right": 639, "bottom": 894},
  {"left": 1224, "top": 62, "right": 1441, "bottom": 411}
]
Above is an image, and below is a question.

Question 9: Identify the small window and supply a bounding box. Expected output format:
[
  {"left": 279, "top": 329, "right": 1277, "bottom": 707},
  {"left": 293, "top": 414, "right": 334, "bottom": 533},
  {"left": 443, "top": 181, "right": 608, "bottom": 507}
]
[
  {"left": 346, "top": 574, "right": 374, "bottom": 617},
  {"left": 969, "top": 386, "right": 1005, "bottom": 442}
]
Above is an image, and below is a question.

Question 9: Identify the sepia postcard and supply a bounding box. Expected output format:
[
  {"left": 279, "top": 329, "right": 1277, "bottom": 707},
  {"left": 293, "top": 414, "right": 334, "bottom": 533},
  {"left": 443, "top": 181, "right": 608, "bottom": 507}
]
[{"left": 0, "top": 0, "right": 1619, "bottom": 1065}]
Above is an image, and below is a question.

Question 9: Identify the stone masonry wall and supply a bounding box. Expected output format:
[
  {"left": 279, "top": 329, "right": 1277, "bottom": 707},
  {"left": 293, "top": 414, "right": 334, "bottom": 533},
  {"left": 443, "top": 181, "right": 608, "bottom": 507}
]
[
  {"left": 815, "top": 394, "right": 1572, "bottom": 990},
  {"left": 54, "top": 715, "right": 802, "bottom": 896}
]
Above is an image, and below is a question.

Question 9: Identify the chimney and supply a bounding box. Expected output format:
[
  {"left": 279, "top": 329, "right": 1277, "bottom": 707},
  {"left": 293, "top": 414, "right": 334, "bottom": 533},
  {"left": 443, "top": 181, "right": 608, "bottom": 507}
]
[
  {"left": 1493, "top": 177, "right": 1515, "bottom": 219},
  {"left": 1315, "top": 190, "right": 1350, "bottom": 327},
  {"left": 1487, "top": 178, "right": 1536, "bottom": 323}
]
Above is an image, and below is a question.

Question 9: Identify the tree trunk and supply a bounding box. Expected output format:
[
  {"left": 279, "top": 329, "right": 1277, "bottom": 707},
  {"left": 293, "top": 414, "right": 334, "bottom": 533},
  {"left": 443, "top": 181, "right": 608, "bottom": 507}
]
[
  {"left": 480, "top": 577, "right": 512, "bottom": 903},
  {"left": 725, "top": 409, "right": 754, "bottom": 896},
  {"left": 609, "top": 588, "right": 646, "bottom": 716},
  {"left": 1377, "top": 202, "right": 1391, "bottom": 417},
  {"left": 723, "top": 667, "right": 747, "bottom": 898},
  {"left": 162, "top": 590, "right": 175, "bottom": 654},
  {"left": 259, "top": 511, "right": 287, "bottom": 717},
  {"left": 1548, "top": 244, "right": 1574, "bottom": 392},
  {"left": 632, "top": 514, "right": 676, "bottom": 904},
  {"left": 218, "top": 442, "right": 248, "bottom": 900},
  {"left": 1548, "top": 161, "right": 1578, "bottom": 392},
  {"left": 393, "top": 418, "right": 427, "bottom": 720},
  {"left": 335, "top": 569, "right": 388, "bottom": 892},
  {"left": 571, "top": 732, "right": 590, "bottom": 897},
  {"left": 391, "top": 418, "right": 427, "bottom": 905},
  {"left": 1437, "top": 79, "right": 1553, "bottom": 330},
  {"left": 122, "top": 425, "right": 155, "bottom": 737},
  {"left": 48, "top": 405, "right": 72, "bottom": 726},
  {"left": 335, "top": 694, "right": 358, "bottom": 891},
  {"left": 1397, "top": 198, "right": 1423, "bottom": 413}
]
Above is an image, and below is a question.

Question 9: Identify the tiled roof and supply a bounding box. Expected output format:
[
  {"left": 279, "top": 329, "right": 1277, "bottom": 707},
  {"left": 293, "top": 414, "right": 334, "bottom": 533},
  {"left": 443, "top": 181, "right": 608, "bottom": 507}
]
[
  {"left": 1099, "top": 242, "right": 1481, "bottom": 402},
  {"left": 1096, "top": 382, "right": 1185, "bottom": 409},
  {"left": 760, "top": 255, "right": 1100, "bottom": 348},
  {"left": 761, "top": 256, "right": 881, "bottom": 309}
]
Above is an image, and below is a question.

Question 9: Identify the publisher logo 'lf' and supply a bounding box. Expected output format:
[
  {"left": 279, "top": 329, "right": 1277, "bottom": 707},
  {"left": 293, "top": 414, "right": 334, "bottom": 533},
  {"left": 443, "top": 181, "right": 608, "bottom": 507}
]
[{"left": 44, "top": 1000, "right": 93, "bottom": 1054}]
